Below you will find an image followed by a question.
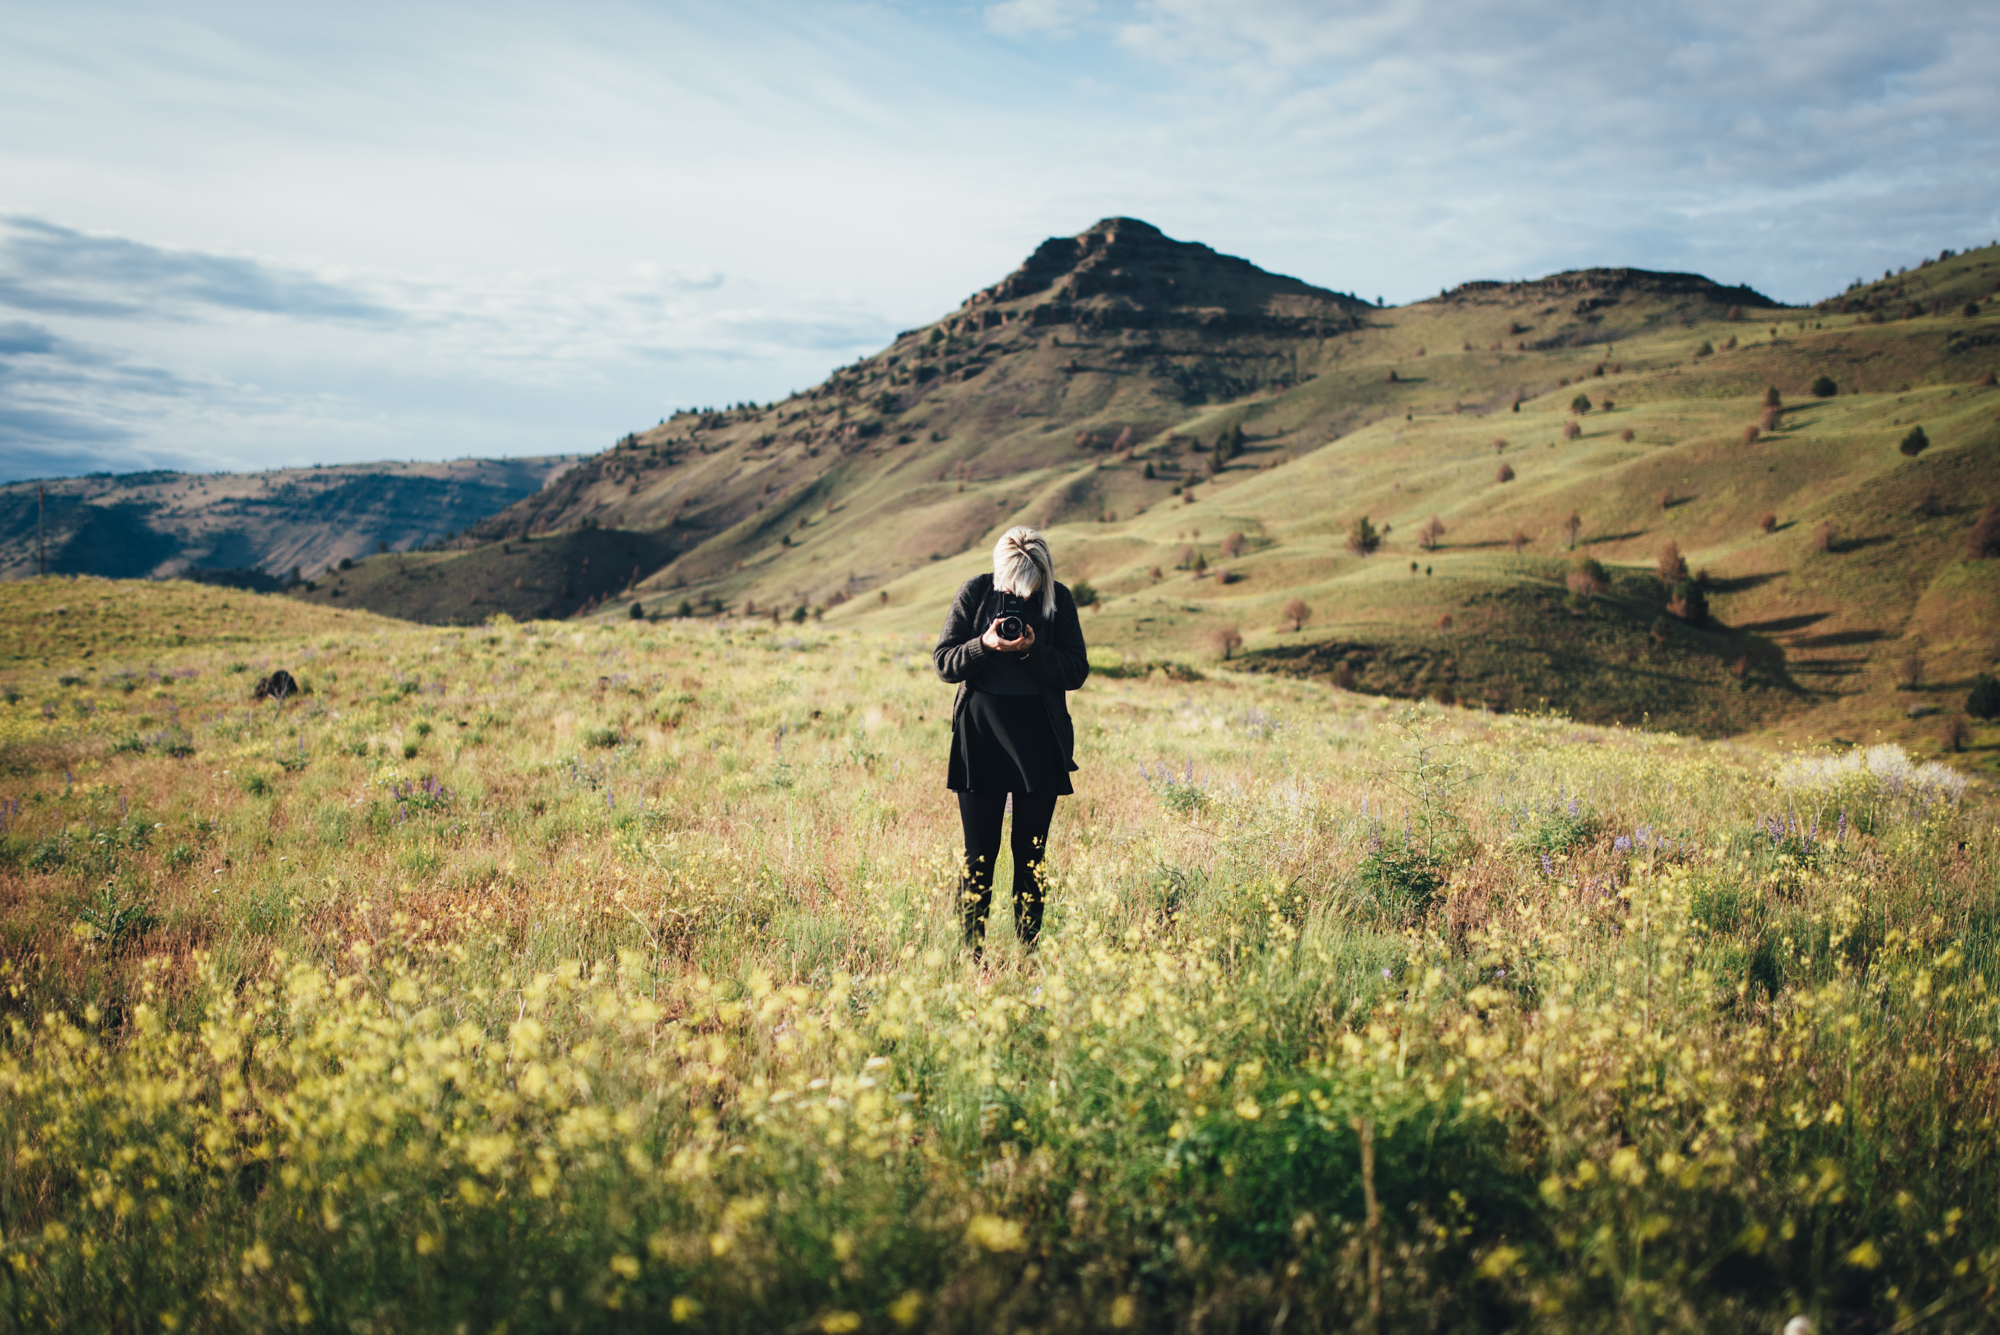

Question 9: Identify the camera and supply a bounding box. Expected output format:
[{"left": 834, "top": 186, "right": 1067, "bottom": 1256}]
[{"left": 995, "top": 594, "right": 1025, "bottom": 642}]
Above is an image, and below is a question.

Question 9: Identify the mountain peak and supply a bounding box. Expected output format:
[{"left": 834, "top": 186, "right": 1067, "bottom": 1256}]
[{"left": 950, "top": 217, "right": 1364, "bottom": 336}]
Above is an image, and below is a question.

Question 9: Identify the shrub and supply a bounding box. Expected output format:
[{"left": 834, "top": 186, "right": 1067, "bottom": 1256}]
[
  {"left": 1562, "top": 420, "right": 1582, "bottom": 440},
  {"left": 1620, "top": 428, "right": 1635, "bottom": 442},
  {"left": 1758, "top": 406, "right": 1781, "bottom": 432},
  {"left": 1509, "top": 527, "right": 1528, "bottom": 554},
  {"left": 1346, "top": 516, "right": 1381, "bottom": 556},
  {"left": 629, "top": 601, "right": 645, "bottom": 620},
  {"left": 1811, "top": 375, "right": 1838, "bottom": 397},
  {"left": 1814, "top": 522, "right": 1835, "bottom": 552},
  {"left": 1966, "top": 302, "right": 1981, "bottom": 318},
  {"left": 1355, "top": 833, "right": 1445, "bottom": 921},
  {"left": 1656, "top": 540, "right": 1688, "bottom": 585},
  {"left": 1600, "top": 399, "right": 1614, "bottom": 412},
  {"left": 1220, "top": 532, "right": 1246, "bottom": 558},
  {"left": 1495, "top": 463, "right": 1515, "bottom": 483},
  {"left": 1759, "top": 512, "right": 1777, "bottom": 534},
  {"left": 1562, "top": 512, "right": 1583, "bottom": 550},
  {"left": 1970, "top": 502, "right": 2000, "bottom": 558},
  {"left": 1940, "top": 717, "right": 1970, "bottom": 752},
  {"left": 1666, "top": 579, "right": 1707, "bottom": 624},
  {"left": 1418, "top": 516, "right": 1447, "bottom": 551},
  {"left": 1281, "top": 597, "right": 1311, "bottom": 632},
  {"left": 1570, "top": 393, "right": 1592, "bottom": 415},
  {"left": 1659, "top": 489, "right": 1674, "bottom": 510},
  {"left": 1966, "top": 674, "right": 2000, "bottom": 719},
  {"left": 1695, "top": 340, "right": 1714, "bottom": 357},
  {"left": 1764, "top": 386, "right": 1782, "bottom": 408},
  {"left": 1071, "top": 581, "right": 1098, "bottom": 608},
  {"left": 1897, "top": 651, "right": 1924, "bottom": 690},
  {"left": 1743, "top": 425, "right": 1760, "bottom": 444},
  {"left": 1436, "top": 614, "right": 1454, "bottom": 632},
  {"left": 1566, "top": 557, "right": 1608, "bottom": 599},
  {"left": 1900, "top": 426, "right": 1930, "bottom": 457},
  {"left": 1209, "top": 625, "right": 1243, "bottom": 660},
  {"left": 1492, "top": 437, "right": 1507, "bottom": 453}
]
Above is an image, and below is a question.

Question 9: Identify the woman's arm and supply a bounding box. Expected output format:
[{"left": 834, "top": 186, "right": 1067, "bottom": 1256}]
[
  {"left": 1023, "top": 586, "right": 1090, "bottom": 692},
  {"left": 932, "top": 579, "right": 992, "bottom": 684}
]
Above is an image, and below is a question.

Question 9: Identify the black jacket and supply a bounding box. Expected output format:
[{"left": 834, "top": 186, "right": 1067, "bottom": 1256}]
[{"left": 933, "top": 574, "right": 1090, "bottom": 771}]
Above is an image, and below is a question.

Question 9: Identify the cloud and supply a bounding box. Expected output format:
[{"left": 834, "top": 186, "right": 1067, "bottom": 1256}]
[
  {"left": 0, "top": 217, "right": 398, "bottom": 323},
  {"left": 986, "top": 0, "right": 1098, "bottom": 37}
]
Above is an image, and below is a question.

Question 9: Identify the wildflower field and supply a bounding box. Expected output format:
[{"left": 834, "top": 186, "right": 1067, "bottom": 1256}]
[{"left": 1, "top": 578, "right": 1997, "bottom": 1333}]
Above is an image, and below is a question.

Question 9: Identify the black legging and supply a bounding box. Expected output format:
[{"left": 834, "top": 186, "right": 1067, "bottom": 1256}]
[{"left": 957, "top": 790, "right": 1059, "bottom": 951}]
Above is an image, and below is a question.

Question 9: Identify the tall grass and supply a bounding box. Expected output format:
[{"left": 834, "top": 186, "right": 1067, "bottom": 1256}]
[{"left": 0, "top": 607, "right": 1995, "bottom": 1332}]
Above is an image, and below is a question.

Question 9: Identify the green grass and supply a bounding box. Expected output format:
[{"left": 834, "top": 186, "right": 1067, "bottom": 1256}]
[{"left": 0, "top": 579, "right": 1996, "bottom": 1332}]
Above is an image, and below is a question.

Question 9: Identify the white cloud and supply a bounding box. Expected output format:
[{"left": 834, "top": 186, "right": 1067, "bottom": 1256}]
[{"left": 985, "top": 0, "right": 1097, "bottom": 37}]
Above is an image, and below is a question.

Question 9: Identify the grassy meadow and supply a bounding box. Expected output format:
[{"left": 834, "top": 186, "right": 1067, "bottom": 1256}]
[{"left": 1, "top": 577, "right": 1997, "bottom": 1332}]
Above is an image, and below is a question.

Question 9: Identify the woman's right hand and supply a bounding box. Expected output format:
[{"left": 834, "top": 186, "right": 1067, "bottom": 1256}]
[{"left": 981, "top": 619, "right": 1032, "bottom": 653}]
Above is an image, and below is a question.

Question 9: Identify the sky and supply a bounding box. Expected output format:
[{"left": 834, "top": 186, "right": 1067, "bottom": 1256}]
[{"left": 1, "top": 0, "right": 1995, "bottom": 482}]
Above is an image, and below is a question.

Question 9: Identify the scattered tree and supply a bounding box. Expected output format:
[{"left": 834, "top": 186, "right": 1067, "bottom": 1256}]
[
  {"left": 1563, "top": 420, "right": 1582, "bottom": 440},
  {"left": 1566, "top": 556, "right": 1609, "bottom": 599},
  {"left": 1966, "top": 673, "right": 2000, "bottom": 720},
  {"left": 1191, "top": 552, "right": 1208, "bottom": 577},
  {"left": 1695, "top": 340, "right": 1715, "bottom": 357},
  {"left": 1436, "top": 614, "right": 1454, "bottom": 632},
  {"left": 1492, "top": 437, "right": 1508, "bottom": 453},
  {"left": 1666, "top": 578, "right": 1707, "bottom": 623},
  {"left": 1758, "top": 406, "right": 1781, "bottom": 432},
  {"left": 1764, "top": 386, "right": 1783, "bottom": 408},
  {"left": 1562, "top": 511, "right": 1584, "bottom": 550},
  {"left": 1509, "top": 527, "right": 1529, "bottom": 554},
  {"left": 1759, "top": 511, "right": 1778, "bottom": 533},
  {"left": 1900, "top": 426, "right": 1930, "bottom": 457},
  {"left": 1112, "top": 427, "right": 1137, "bottom": 451},
  {"left": 1744, "top": 425, "right": 1761, "bottom": 444},
  {"left": 1571, "top": 393, "right": 1593, "bottom": 415},
  {"left": 1418, "top": 515, "right": 1447, "bottom": 551},
  {"left": 1941, "top": 716, "right": 1970, "bottom": 753},
  {"left": 1656, "top": 540, "right": 1688, "bottom": 585},
  {"left": 1149, "top": 565, "right": 1163, "bottom": 581},
  {"left": 1143, "top": 461, "right": 1155, "bottom": 479},
  {"left": 1659, "top": 488, "right": 1674, "bottom": 510},
  {"left": 1970, "top": 501, "right": 2000, "bottom": 558},
  {"left": 1495, "top": 462, "right": 1515, "bottom": 484},
  {"left": 1347, "top": 515, "right": 1381, "bottom": 556},
  {"left": 629, "top": 601, "right": 645, "bottom": 620},
  {"left": 1071, "top": 580, "right": 1098, "bottom": 607},
  {"left": 1220, "top": 531, "right": 1246, "bottom": 558},
  {"left": 1810, "top": 375, "right": 1838, "bottom": 398},
  {"left": 1210, "top": 625, "right": 1243, "bottom": 660},
  {"left": 1897, "top": 649, "right": 1924, "bottom": 690},
  {"left": 1813, "top": 521, "right": 1835, "bottom": 552},
  {"left": 1281, "top": 597, "right": 1312, "bottom": 632}
]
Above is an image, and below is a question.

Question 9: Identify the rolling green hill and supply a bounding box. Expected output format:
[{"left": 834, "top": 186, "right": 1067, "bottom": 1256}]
[{"left": 301, "top": 221, "right": 2000, "bottom": 762}]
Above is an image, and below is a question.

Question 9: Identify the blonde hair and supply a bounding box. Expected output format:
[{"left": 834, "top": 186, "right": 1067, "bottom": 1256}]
[{"left": 993, "top": 526, "right": 1056, "bottom": 619}]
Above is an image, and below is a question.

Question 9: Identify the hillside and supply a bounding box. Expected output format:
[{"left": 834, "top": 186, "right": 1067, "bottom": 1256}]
[
  {"left": 305, "top": 221, "right": 1999, "bottom": 759},
  {"left": 0, "top": 456, "right": 578, "bottom": 584}
]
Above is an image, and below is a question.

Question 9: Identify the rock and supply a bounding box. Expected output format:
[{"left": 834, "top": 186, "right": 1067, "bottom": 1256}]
[
  {"left": 253, "top": 669, "right": 299, "bottom": 701},
  {"left": 1906, "top": 702, "right": 1940, "bottom": 718}
]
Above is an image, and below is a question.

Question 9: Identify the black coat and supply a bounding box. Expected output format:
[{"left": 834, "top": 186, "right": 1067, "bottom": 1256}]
[{"left": 933, "top": 575, "right": 1090, "bottom": 771}]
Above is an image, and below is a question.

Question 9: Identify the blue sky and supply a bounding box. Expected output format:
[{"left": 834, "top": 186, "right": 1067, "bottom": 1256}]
[{"left": 1, "top": 0, "right": 1995, "bottom": 481}]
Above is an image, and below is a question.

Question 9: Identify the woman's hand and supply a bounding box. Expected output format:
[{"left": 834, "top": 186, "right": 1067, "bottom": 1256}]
[{"left": 980, "top": 620, "right": 1036, "bottom": 653}]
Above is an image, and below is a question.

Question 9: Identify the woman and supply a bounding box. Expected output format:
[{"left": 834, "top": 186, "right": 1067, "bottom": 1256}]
[{"left": 933, "top": 526, "right": 1090, "bottom": 955}]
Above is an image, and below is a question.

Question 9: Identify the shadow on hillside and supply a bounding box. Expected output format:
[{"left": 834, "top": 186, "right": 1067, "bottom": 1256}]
[
  {"left": 1791, "top": 629, "right": 1888, "bottom": 649},
  {"left": 1735, "top": 612, "right": 1825, "bottom": 634},
  {"left": 1708, "top": 571, "right": 1784, "bottom": 596},
  {"left": 1827, "top": 534, "right": 1893, "bottom": 554},
  {"left": 1662, "top": 495, "right": 1697, "bottom": 510},
  {"left": 1581, "top": 530, "right": 1648, "bottom": 546},
  {"left": 1236, "top": 579, "right": 1805, "bottom": 737}
]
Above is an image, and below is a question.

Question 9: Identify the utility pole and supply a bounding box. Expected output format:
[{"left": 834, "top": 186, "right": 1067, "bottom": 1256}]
[{"left": 37, "top": 485, "right": 45, "bottom": 577}]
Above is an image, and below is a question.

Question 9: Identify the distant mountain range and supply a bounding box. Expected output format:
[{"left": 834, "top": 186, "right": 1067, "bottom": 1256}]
[{"left": 0, "top": 457, "right": 577, "bottom": 584}]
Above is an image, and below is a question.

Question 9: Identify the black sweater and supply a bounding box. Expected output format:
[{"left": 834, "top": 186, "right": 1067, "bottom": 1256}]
[{"left": 933, "top": 575, "right": 1090, "bottom": 770}]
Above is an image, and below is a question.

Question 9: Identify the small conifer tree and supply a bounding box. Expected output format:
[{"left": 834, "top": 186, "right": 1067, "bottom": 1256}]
[{"left": 1347, "top": 515, "right": 1381, "bottom": 555}]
